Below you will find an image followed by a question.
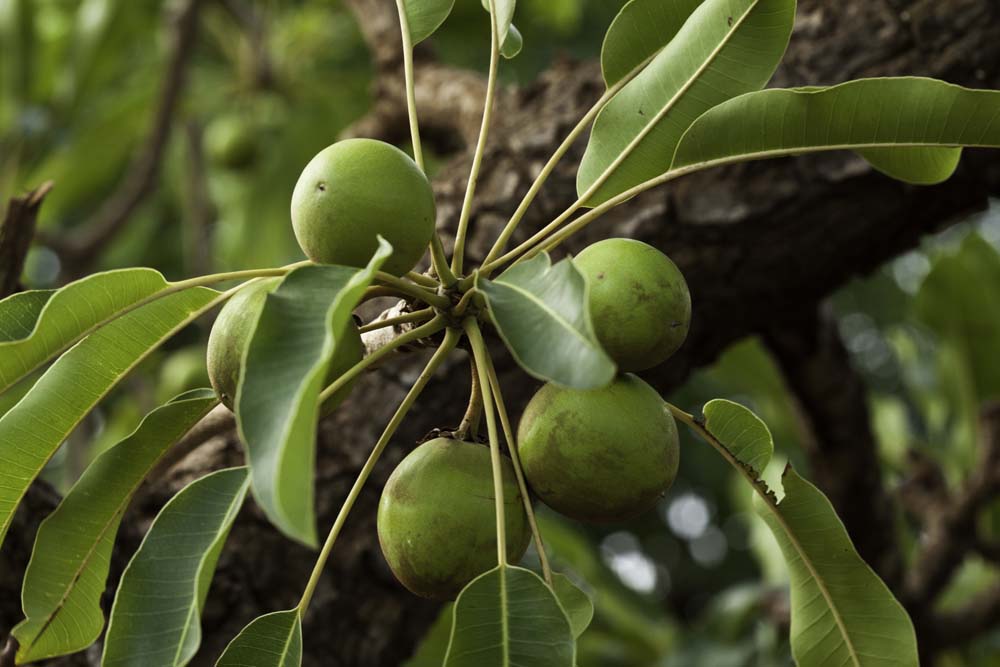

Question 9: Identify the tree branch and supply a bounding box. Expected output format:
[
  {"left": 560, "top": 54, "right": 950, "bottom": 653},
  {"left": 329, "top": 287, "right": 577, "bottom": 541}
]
[
  {"left": 44, "top": 0, "right": 205, "bottom": 275},
  {"left": 0, "top": 182, "right": 53, "bottom": 297}
]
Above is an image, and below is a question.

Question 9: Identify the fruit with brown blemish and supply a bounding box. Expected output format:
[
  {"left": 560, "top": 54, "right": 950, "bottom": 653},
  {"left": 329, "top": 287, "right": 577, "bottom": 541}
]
[
  {"left": 290, "top": 138, "right": 436, "bottom": 276},
  {"left": 517, "top": 374, "right": 679, "bottom": 523},
  {"left": 377, "top": 438, "right": 531, "bottom": 600},
  {"left": 206, "top": 278, "right": 363, "bottom": 411},
  {"left": 574, "top": 237, "right": 691, "bottom": 371}
]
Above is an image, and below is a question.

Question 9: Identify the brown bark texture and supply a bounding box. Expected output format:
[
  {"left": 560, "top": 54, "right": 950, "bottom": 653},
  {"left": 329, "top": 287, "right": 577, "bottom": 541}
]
[{"left": 3, "top": 0, "right": 1000, "bottom": 665}]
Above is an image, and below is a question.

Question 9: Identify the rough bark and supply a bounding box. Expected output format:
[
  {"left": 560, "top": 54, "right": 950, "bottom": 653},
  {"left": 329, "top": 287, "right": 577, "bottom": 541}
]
[{"left": 4, "top": 0, "right": 1000, "bottom": 665}]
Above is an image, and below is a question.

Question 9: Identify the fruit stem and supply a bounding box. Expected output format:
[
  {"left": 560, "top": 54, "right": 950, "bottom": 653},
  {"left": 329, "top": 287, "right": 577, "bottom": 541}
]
[
  {"left": 375, "top": 272, "right": 451, "bottom": 309},
  {"left": 298, "top": 328, "right": 462, "bottom": 614},
  {"left": 483, "top": 354, "right": 553, "bottom": 586},
  {"left": 406, "top": 271, "right": 439, "bottom": 289},
  {"left": 393, "top": 0, "right": 425, "bottom": 172},
  {"left": 318, "top": 316, "right": 446, "bottom": 403},
  {"left": 480, "top": 79, "right": 629, "bottom": 273},
  {"left": 450, "top": 0, "right": 500, "bottom": 277},
  {"left": 358, "top": 308, "right": 434, "bottom": 334},
  {"left": 455, "top": 357, "right": 484, "bottom": 440},
  {"left": 463, "top": 318, "right": 508, "bottom": 567}
]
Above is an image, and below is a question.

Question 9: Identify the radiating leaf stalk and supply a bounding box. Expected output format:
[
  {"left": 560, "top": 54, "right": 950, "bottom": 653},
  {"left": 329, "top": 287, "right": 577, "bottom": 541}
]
[
  {"left": 11, "top": 391, "right": 218, "bottom": 663},
  {"left": 318, "top": 316, "right": 446, "bottom": 404},
  {"left": 394, "top": 0, "right": 425, "bottom": 171},
  {"left": 358, "top": 307, "right": 434, "bottom": 334},
  {"left": 451, "top": 0, "right": 501, "bottom": 276},
  {"left": 463, "top": 319, "right": 508, "bottom": 565},
  {"left": 375, "top": 272, "right": 451, "bottom": 309},
  {"left": 298, "top": 328, "right": 461, "bottom": 612},
  {"left": 483, "top": 354, "right": 552, "bottom": 585}
]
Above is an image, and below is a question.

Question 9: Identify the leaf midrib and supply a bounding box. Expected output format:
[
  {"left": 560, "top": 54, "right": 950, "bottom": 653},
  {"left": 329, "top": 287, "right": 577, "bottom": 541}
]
[
  {"left": 712, "top": 443, "right": 861, "bottom": 665},
  {"left": 584, "top": 0, "right": 762, "bottom": 198},
  {"left": 489, "top": 279, "right": 599, "bottom": 354}
]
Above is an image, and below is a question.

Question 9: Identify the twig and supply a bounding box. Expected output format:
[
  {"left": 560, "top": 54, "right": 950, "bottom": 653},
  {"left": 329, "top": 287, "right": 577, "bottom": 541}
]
[{"left": 0, "top": 181, "right": 53, "bottom": 297}]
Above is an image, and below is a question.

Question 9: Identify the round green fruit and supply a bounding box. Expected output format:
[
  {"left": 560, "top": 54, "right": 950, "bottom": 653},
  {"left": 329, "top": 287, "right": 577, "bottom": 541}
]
[
  {"left": 377, "top": 438, "right": 531, "bottom": 600},
  {"left": 517, "top": 374, "right": 679, "bottom": 523},
  {"left": 574, "top": 238, "right": 691, "bottom": 372},
  {"left": 290, "top": 139, "right": 436, "bottom": 276},
  {"left": 206, "top": 279, "right": 363, "bottom": 411},
  {"left": 205, "top": 115, "right": 258, "bottom": 170}
]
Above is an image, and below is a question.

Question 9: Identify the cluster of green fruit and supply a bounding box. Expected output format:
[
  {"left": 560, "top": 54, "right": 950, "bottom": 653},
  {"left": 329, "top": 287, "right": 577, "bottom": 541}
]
[{"left": 206, "top": 139, "right": 691, "bottom": 600}]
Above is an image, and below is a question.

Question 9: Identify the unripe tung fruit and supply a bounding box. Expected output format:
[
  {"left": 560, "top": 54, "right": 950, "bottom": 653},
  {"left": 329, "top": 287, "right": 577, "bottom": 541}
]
[
  {"left": 205, "top": 115, "right": 258, "bottom": 170},
  {"left": 574, "top": 238, "right": 691, "bottom": 372},
  {"left": 517, "top": 374, "right": 679, "bottom": 523},
  {"left": 377, "top": 438, "right": 531, "bottom": 600},
  {"left": 206, "top": 279, "right": 363, "bottom": 411},
  {"left": 290, "top": 139, "right": 436, "bottom": 276}
]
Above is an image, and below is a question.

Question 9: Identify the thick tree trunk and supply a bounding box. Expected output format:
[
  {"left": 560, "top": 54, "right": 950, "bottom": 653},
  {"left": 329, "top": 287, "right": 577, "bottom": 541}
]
[{"left": 4, "top": 0, "right": 1000, "bottom": 664}]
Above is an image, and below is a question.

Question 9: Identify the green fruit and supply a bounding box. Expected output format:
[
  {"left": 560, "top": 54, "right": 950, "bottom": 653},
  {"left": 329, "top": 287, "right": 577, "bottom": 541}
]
[
  {"left": 377, "top": 438, "right": 531, "bottom": 600},
  {"left": 574, "top": 238, "right": 691, "bottom": 372},
  {"left": 517, "top": 374, "right": 679, "bottom": 523},
  {"left": 205, "top": 115, "right": 258, "bottom": 170},
  {"left": 206, "top": 279, "right": 363, "bottom": 411},
  {"left": 290, "top": 139, "right": 436, "bottom": 276}
]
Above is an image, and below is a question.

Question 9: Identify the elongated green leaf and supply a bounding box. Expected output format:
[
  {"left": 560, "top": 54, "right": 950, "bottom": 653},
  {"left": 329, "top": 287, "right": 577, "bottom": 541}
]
[
  {"left": 215, "top": 609, "right": 302, "bottom": 667},
  {"left": 756, "top": 468, "right": 919, "bottom": 666},
  {"left": 500, "top": 23, "right": 522, "bottom": 59},
  {"left": 477, "top": 253, "right": 615, "bottom": 390},
  {"left": 578, "top": 0, "right": 795, "bottom": 206},
  {"left": 12, "top": 390, "right": 218, "bottom": 663},
  {"left": 551, "top": 574, "right": 593, "bottom": 639},
  {"left": 702, "top": 398, "right": 773, "bottom": 477},
  {"left": 444, "top": 565, "right": 575, "bottom": 667},
  {"left": 0, "top": 286, "right": 220, "bottom": 548},
  {"left": 102, "top": 467, "right": 250, "bottom": 667},
  {"left": 601, "top": 0, "right": 704, "bottom": 87},
  {"left": 671, "top": 78, "right": 1000, "bottom": 185},
  {"left": 698, "top": 400, "right": 918, "bottom": 666},
  {"left": 403, "top": 0, "right": 455, "bottom": 44},
  {"left": 237, "top": 240, "right": 391, "bottom": 546},
  {"left": 0, "top": 268, "right": 196, "bottom": 396}
]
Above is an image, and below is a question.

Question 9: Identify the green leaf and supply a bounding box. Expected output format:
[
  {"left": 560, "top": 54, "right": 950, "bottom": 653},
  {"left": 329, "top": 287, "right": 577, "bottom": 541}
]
[
  {"left": 551, "top": 574, "right": 593, "bottom": 639},
  {"left": 0, "top": 269, "right": 197, "bottom": 396},
  {"left": 0, "top": 286, "right": 220, "bottom": 548},
  {"left": 477, "top": 253, "right": 615, "bottom": 390},
  {"left": 237, "top": 240, "right": 391, "bottom": 546},
  {"left": 600, "top": 0, "right": 704, "bottom": 88},
  {"left": 403, "top": 0, "right": 455, "bottom": 44},
  {"left": 698, "top": 400, "right": 918, "bottom": 666},
  {"left": 755, "top": 467, "right": 919, "bottom": 666},
  {"left": 578, "top": 0, "right": 795, "bottom": 206},
  {"left": 102, "top": 467, "right": 251, "bottom": 667},
  {"left": 444, "top": 565, "right": 575, "bottom": 667},
  {"left": 702, "top": 398, "right": 773, "bottom": 477},
  {"left": 671, "top": 78, "right": 1000, "bottom": 184},
  {"left": 215, "top": 609, "right": 302, "bottom": 667},
  {"left": 500, "top": 23, "right": 522, "bottom": 59},
  {"left": 11, "top": 390, "right": 218, "bottom": 663}
]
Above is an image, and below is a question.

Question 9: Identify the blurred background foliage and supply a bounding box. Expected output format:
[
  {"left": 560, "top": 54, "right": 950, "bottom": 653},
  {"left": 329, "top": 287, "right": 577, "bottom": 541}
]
[{"left": 2, "top": 1, "right": 999, "bottom": 665}]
